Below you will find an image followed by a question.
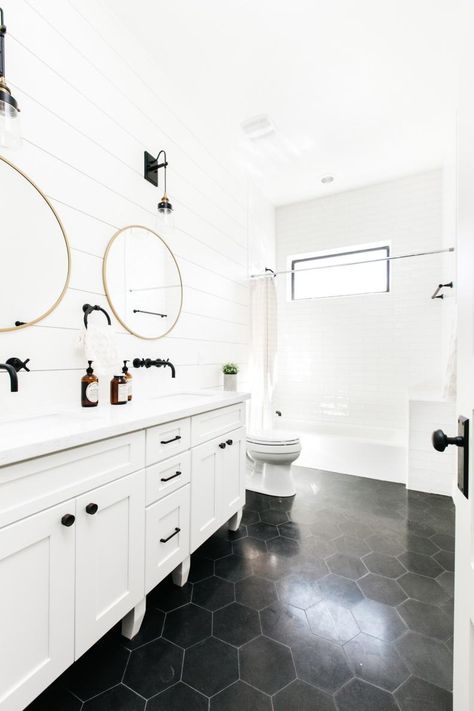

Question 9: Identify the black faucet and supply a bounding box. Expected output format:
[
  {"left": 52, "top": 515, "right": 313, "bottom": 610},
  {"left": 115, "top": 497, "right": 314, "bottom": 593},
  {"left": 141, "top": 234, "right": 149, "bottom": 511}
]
[
  {"left": 133, "top": 358, "right": 176, "bottom": 378},
  {"left": 0, "top": 363, "right": 18, "bottom": 392}
]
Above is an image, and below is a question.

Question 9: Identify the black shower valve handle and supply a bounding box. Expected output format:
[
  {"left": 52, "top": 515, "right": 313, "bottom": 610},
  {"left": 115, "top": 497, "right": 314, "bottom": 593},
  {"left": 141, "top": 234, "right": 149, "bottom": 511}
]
[{"left": 6, "top": 357, "right": 30, "bottom": 372}]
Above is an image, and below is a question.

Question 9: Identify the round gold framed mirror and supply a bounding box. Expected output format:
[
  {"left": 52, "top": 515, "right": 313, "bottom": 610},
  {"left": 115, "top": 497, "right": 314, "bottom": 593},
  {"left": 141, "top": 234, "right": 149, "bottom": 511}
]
[
  {"left": 0, "top": 155, "right": 71, "bottom": 332},
  {"left": 103, "top": 225, "right": 183, "bottom": 340}
]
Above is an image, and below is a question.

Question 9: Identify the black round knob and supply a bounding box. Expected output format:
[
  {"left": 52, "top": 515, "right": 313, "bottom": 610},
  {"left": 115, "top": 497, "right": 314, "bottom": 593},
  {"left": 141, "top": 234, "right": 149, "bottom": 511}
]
[
  {"left": 61, "top": 513, "right": 75, "bottom": 527},
  {"left": 219, "top": 442, "right": 226, "bottom": 449},
  {"left": 86, "top": 503, "right": 99, "bottom": 515},
  {"left": 432, "top": 429, "right": 448, "bottom": 452},
  {"left": 226, "top": 439, "right": 233, "bottom": 446}
]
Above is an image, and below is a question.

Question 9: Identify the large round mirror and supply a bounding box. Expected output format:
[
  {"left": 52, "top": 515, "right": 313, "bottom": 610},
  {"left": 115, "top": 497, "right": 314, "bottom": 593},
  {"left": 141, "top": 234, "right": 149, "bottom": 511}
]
[
  {"left": 103, "top": 225, "right": 183, "bottom": 339},
  {"left": 0, "top": 156, "right": 70, "bottom": 332}
]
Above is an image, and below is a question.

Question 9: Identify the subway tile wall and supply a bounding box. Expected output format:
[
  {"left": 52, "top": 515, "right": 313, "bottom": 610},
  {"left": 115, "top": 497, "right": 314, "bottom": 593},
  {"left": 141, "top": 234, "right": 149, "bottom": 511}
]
[{"left": 274, "top": 171, "right": 455, "bottom": 434}]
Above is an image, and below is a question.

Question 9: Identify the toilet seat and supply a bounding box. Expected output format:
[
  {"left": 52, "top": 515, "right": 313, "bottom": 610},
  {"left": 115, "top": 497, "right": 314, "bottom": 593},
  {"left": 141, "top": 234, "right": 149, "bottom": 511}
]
[{"left": 247, "top": 430, "right": 300, "bottom": 446}]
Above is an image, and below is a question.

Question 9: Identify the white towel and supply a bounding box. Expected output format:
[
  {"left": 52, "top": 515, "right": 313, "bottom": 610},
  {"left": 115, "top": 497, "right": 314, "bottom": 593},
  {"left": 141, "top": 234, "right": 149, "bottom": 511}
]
[{"left": 79, "top": 324, "right": 119, "bottom": 374}]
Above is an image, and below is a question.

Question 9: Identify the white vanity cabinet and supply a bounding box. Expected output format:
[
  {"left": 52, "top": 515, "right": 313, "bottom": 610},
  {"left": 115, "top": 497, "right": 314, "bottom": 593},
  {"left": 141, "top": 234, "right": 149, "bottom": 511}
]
[
  {"left": 0, "top": 395, "right": 248, "bottom": 711},
  {"left": 191, "top": 427, "right": 246, "bottom": 551}
]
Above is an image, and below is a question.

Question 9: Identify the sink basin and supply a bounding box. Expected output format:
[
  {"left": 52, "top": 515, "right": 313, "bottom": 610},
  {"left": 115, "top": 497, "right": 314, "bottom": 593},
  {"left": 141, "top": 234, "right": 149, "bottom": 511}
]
[{"left": 150, "top": 392, "right": 218, "bottom": 408}]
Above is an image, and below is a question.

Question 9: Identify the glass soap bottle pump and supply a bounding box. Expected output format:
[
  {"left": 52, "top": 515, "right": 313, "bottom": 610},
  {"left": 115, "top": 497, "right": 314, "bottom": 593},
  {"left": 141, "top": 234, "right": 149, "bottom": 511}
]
[
  {"left": 81, "top": 361, "right": 99, "bottom": 407},
  {"left": 122, "top": 360, "right": 133, "bottom": 401}
]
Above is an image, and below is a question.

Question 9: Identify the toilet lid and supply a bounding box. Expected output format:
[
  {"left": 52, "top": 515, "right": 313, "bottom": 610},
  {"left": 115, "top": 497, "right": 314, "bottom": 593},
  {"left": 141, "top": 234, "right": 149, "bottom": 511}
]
[{"left": 247, "top": 430, "right": 300, "bottom": 446}]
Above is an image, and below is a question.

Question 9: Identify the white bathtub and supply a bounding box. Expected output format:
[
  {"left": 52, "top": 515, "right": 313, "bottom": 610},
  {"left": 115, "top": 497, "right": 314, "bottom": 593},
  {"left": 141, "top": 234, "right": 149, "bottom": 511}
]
[{"left": 276, "top": 419, "right": 407, "bottom": 484}]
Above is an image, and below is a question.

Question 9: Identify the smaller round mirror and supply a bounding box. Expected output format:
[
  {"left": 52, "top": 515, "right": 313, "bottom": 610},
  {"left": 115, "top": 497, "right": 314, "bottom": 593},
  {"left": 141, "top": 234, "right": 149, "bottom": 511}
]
[{"left": 103, "top": 225, "right": 183, "bottom": 340}]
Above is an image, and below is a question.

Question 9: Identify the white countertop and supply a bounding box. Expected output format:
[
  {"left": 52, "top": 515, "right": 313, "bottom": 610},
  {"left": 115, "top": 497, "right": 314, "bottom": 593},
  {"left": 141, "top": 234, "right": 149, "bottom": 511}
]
[{"left": 0, "top": 390, "right": 250, "bottom": 467}]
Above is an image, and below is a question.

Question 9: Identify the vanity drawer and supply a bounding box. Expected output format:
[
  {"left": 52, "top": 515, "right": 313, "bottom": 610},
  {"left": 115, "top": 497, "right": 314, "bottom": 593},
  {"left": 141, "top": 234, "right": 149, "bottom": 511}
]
[
  {"left": 145, "top": 485, "right": 190, "bottom": 594},
  {"left": 191, "top": 403, "right": 246, "bottom": 447},
  {"left": 0, "top": 431, "right": 145, "bottom": 529},
  {"left": 146, "top": 418, "right": 191, "bottom": 465},
  {"left": 146, "top": 451, "right": 191, "bottom": 506}
]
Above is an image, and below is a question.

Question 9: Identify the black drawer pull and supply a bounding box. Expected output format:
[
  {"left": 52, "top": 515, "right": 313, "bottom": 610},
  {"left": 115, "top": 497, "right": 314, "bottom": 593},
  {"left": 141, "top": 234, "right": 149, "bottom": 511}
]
[
  {"left": 226, "top": 439, "right": 233, "bottom": 446},
  {"left": 61, "top": 514, "right": 75, "bottom": 527},
  {"left": 219, "top": 442, "right": 226, "bottom": 449},
  {"left": 161, "top": 470, "right": 182, "bottom": 482},
  {"left": 160, "top": 435, "right": 182, "bottom": 445},
  {"left": 85, "top": 503, "right": 98, "bottom": 515},
  {"left": 160, "top": 527, "right": 181, "bottom": 543}
]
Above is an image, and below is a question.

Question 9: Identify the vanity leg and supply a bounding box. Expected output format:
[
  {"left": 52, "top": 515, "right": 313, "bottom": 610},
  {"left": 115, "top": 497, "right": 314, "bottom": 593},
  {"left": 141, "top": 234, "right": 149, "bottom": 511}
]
[
  {"left": 228, "top": 508, "right": 243, "bottom": 532},
  {"left": 121, "top": 598, "right": 146, "bottom": 639},
  {"left": 172, "top": 555, "right": 191, "bottom": 587}
]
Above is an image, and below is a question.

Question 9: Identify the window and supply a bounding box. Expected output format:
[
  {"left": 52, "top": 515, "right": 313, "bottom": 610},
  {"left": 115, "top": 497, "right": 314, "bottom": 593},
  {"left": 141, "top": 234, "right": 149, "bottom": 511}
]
[{"left": 290, "top": 244, "right": 390, "bottom": 300}]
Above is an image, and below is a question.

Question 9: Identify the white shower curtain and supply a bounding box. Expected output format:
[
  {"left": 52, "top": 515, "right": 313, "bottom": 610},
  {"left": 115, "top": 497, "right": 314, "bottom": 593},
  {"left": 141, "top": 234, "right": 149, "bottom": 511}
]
[{"left": 248, "top": 275, "right": 278, "bottom": 433}]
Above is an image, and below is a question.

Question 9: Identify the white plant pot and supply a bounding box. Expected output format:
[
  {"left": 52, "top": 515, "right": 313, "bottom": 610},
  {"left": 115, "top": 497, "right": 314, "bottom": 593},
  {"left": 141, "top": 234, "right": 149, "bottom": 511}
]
[{"left": 224, "top": 373, "right": 237, "bottom": 391}]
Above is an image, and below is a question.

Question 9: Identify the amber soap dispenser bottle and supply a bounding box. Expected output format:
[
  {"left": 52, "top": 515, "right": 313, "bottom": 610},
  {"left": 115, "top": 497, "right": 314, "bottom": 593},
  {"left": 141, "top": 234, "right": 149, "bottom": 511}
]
[{"left": 81, "top": 361, "right": 99, "bottom": 407}]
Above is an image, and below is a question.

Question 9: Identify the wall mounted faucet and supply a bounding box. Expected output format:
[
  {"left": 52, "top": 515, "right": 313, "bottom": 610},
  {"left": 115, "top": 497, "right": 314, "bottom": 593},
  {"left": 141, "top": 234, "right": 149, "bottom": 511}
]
[
  {"left": 133, "top": 358, "right": 176, "bottom": 378},
  {"left": 0, "top": 362, "right": 18, "bottom": 391}
]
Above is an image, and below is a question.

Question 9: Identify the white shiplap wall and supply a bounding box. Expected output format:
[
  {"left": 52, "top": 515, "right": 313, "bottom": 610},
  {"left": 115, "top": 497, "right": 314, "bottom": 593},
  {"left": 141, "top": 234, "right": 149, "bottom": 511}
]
[
  {"left": 0, "top": 0, "right": 274, "bottom": 416},
  {"left": 274, "top": 171, "right": 455, "bottom": 434}
]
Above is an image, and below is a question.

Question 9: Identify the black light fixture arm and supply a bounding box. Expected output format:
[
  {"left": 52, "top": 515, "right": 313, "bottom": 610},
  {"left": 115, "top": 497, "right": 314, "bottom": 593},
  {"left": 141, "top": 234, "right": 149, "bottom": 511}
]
[
  {"left": 144, "top": 149, "right": 168, "bottom": 189},
  {"left": 0, "top": 8, "right": 6, "bottom": 78}
]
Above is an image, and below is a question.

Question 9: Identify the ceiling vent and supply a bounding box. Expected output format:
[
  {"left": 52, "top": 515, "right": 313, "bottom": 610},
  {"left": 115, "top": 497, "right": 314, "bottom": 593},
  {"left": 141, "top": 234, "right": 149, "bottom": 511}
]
[{"left": 241, "top": 114, "right": 276, "bottom": 140}]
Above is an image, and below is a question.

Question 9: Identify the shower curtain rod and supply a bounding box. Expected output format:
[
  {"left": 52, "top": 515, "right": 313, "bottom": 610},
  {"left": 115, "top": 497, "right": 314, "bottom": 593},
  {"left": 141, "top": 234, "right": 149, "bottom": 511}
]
[{"left": 249, "top": 247, "right": 455, "bottom": 279}]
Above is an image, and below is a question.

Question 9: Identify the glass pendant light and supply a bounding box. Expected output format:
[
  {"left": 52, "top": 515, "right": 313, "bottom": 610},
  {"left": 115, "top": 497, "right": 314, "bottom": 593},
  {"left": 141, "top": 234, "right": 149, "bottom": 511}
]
[
  {"left": 0, "top": 8, "right": 20, "bottom": 148},
  {"left": 144, "top": 149, "right": 174, "bottom": 231}
]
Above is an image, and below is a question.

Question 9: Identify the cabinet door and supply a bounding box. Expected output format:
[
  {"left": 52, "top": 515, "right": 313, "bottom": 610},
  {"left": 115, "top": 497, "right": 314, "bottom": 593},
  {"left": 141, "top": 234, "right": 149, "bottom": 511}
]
[
  {"left": 146, "top": 485, "right": 190, "bottom": 593},
  {"left": 0, "top": 502, "right": 75, "bottom": 711},
  {"left": 219, "top": 427, "right": 246, "bottom": 521},
  {"left": 191, "top": 437, "right": 223, "bottom": 552},
  {"left": 75, "top": 471, "right": 145, "bottom": 658}
]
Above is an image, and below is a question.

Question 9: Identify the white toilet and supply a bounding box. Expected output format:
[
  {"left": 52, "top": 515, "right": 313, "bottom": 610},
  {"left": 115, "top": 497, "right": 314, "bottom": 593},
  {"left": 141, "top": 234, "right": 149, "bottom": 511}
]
[{"left": 246, "top": 430, "right": 302, "bottom": 497}]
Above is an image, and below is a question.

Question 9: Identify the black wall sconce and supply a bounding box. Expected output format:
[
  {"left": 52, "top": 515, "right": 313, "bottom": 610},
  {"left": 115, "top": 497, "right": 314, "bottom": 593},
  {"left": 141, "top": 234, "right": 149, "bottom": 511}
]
[
  {"left": 144, "top": 149, "right": 173, "bottom": 217},
  {"left": 0, "top": 7, "right": 20, "bottom": 148}
]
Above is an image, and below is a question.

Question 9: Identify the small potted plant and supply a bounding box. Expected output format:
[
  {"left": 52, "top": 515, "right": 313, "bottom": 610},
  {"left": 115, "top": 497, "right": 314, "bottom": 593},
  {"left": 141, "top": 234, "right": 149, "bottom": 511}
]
[{"left": 222, "top": 363, "right": 239, "bottom": 391}]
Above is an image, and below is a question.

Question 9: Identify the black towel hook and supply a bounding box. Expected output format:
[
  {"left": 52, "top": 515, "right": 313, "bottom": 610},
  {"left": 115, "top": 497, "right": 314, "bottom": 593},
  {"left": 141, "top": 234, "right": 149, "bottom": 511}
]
[{"left": 82, "top": 304, "right": 112, "bottom": 329}]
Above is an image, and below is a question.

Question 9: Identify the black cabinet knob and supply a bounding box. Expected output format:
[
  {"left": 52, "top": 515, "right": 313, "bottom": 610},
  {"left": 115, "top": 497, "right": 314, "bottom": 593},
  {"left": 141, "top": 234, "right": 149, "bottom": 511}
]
[
  {"left": 86, "top": 503, "right": 99, "bottom": 515},
  {"left": 432, "top": 429, "right": 464, "bottom": 452},
  {"left": 219, "top": 442, "right": 226, "bottom": 449},
  {"left": 61, "top": 513, "right": 75, "bottom": 527},
  {"left": 226, "top": 439, "right": 233, "bottom": 446}
]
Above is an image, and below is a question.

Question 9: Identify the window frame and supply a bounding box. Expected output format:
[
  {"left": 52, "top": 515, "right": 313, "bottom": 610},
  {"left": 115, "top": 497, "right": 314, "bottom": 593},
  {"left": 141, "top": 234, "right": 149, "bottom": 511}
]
[{"left": 290, "top": 244, "right": 391, "bottom": 301}]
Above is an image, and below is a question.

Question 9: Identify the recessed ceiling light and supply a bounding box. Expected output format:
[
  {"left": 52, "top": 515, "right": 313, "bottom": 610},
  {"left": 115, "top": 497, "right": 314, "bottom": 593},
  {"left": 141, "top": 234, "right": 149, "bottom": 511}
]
[
  {"left": 241, "top": 114, "right": 276, "bottom": 140},
  {"left": 321, "top": 175, "right": 335, "bottom": 184}
]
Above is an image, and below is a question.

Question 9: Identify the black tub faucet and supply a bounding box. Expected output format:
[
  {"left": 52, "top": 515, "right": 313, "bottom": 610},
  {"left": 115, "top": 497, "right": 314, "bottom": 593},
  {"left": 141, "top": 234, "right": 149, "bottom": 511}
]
[
  {"left": 0, "top": 362, "right": 18, "bottom": 392},
  {"left": 133, "top": 358, "right": 176, "bottom": 378}
]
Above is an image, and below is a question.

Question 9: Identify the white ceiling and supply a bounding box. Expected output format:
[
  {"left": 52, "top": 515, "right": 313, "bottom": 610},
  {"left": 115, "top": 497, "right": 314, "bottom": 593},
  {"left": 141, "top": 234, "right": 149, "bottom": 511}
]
[{"left": 113, "top": 0, "right": 459, "bottom": 205}]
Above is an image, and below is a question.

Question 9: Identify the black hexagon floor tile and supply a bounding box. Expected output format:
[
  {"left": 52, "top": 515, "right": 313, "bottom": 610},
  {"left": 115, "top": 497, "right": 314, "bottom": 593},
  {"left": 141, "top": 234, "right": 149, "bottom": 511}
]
[
  {"left": 215, "top": 553, "right": 253, "bottom": 582},
  {"left": 358, "top": 573, "right": 407, "bottom": 606},
  {"left": 241, "top": 508, "right": 260, "bottom": 525},
  {"left": 163, "top": 603, "right": 212, "bottom": 647},
  {"left": 397, "top": 599, "right": 452, "bottom": 641},
  {"left": 402, "top": 533, "right": 439, "bottom": 555},
  {"left": 239, "top": 635, "right": 295, "bottom": 694},
  {"left": 396, "top": 632, "right": 453, "bottom": 691},
  {"left": 326, "top": 553, "right": 368, "bottom": 580},
  {"left": 278, "top": 521, "right": 313, "bottom": 539},
  {"left": 183, "top": 637, "right": 238, "bottom": 696},
  {"left": 276, "top": 572, "right": 323, "bottom": 609},
  {"left": 273, "top": 679, "right": 337, "bottom": 711},
  {"left": 319, "top": 573, "right": 364, "bottom": 608},
  {"left": 260, "top": 509, "right": 288, "bottom": 525},
  {"left": 250, "top": 550, "right": 294, "bottom": 580},
  {"left": 148, "top": 576, "right": 192, "bottom": 612},
  {"left": 188, "top": 555, "right": 214, "bottom": 583},
  {"left": 236, "top": 575, "right": 277, "bottom": 610},
  {"left": 398, "top": 573, "right": 450, "bottom": 605},
  {"left": 232, "top": 536, "right": 267, "bottom": 559},
  {"left": 122, "top": 609, "right": 165, "bottom": 650},
  {"left": 301, "top": 535, "right": 338, "bottom": 559},
  {"left": 213, "top": 602, "right": 261, "bottom": 646},
  {"left": 210, "top": 680, "right": 272, "bottom": 710},
  {"left": 395, "top": 675, "right": 453, "bottom": 711},
  {"left": 25, "top": 679, "right": 82, "bottom": 711},
  {"left": 123, "top": 638, "right": 182, "bottom": 698},
  {"left": 344, "top": 632, "right": 409, "bottom": 691},
  {"left": 260, "top": 601, "right": 310, "bottom": 645},
  {"left": 431, "top": 533, "right": 455, "bottom": 552},
  {"left": 398, "top": 551, "right": 443, "bottom": 578},
  {"left": 82, "top": 685, "right": 145, "bottom": 711},
  {"left": 351, "top": 598, "right": 406, "bottom": 642},
  {"left": 363, "top": 552, "right": 406, "bottom": 579},
  {"left": 335, "top": 678, "right": 399, "bottom": 711},
  {"left": 147, "top": 682, "right": 208, "bottom": 711},
  {"left": 365, "top": 533, "right": 405, "bottom": 557},
  {"left": 66, "top": 633, "right": 129, "bottom": 701},
  {"left": 192, "top": 576, "right": 235, "bottom": 611},
  {"left": 334, "top": 535, "right": 371, "bottom": 558},
  {"left": 433, "top": 549, "right": 455, "bottom": 572},
  {"left": 267, "top": 536, "right": 301, "bottom": 558},
  {"left": 306, "top": 598, "right": 360, "bottom": 644},
  {"left": 247, "top": 522, "right": 280, "bottom": 540},
  {"left": 291, "top": 633, "right": 352, "bottom": 693}
]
